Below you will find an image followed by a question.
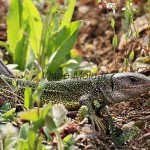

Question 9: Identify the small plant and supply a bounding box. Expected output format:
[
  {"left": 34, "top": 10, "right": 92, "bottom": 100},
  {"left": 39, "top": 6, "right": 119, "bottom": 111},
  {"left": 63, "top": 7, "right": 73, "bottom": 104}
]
[
  {"left": 0, "top": 0, "right": 94, "bottom": 80},
  {"left": 0, "top": 102, "right": 82, "bottom": 150}
]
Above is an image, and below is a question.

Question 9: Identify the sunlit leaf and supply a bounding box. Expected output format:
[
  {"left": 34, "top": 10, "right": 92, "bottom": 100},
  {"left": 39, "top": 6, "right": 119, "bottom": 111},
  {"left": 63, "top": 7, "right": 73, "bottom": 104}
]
[
  {"left": 1, "top": 108, "right": 16, "bottom": 118},
  {"left": 24, "top": 87, "right": 33, "bottom": 109},
  {"left": 61, "top": 0, "right": 76, "bottom": 28},
  {"left": 23, "top": 0, "right": 42, "bottom": 57},
  {"left": 7, "top": 0, "right": 22, "bottom": 54},
  {"left": 111, "top": 18, "right": 115, "bottom": 29},
  {"left": 0, "top": 41, "right": 9, "bottom": 52},
  {"left": 129, "top": 51, "right": 134, "bottom": 61},
  {"left": 46, "top": 114, "right": 57, "bottom": 132},
  {"left": 47, "top": 21, "right": 82, "bottom": 73},
  {"left": 112, "top": 35, "right": 118, "bottom": 48},
  {"left": 51, "top": 104, "right": 68, "bottom": 127},
  {"left": 18, "top": 108, "right": 42, "bottom": 121}
]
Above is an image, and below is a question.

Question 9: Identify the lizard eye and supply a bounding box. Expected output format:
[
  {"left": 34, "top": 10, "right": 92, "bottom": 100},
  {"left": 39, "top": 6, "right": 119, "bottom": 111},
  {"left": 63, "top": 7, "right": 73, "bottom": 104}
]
[{"left": 129, "top": 77, "right": 137, "bottom": 83}]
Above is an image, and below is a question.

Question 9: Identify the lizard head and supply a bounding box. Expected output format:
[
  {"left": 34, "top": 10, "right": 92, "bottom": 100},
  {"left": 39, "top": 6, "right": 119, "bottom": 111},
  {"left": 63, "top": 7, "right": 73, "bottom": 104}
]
[{"left": 110, "top": 72, "right": 150, "bottom": 103}]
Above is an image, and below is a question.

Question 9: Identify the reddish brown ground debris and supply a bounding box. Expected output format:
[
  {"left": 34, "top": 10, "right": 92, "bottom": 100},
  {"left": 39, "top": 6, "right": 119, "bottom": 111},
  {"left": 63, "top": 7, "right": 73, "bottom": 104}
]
[
  {"left": 0, "top": 0, "right": 150, "bottom": 149},
  {"left": 73, "top": 1, "right": 150, "bottom": 149}
]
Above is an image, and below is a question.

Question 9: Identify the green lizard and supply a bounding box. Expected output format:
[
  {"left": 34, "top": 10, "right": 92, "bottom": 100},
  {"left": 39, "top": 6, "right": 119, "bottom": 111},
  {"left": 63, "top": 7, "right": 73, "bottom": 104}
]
[{"left": 0, "top": 72, "right": 150, "bottom": 135}]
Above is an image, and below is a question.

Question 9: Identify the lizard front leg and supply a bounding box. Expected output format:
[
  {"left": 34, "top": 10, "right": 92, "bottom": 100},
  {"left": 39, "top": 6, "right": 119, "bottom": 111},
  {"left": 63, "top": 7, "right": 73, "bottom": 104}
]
[{"left": 79, "top": 94, "right": 106, "bottom": 135}]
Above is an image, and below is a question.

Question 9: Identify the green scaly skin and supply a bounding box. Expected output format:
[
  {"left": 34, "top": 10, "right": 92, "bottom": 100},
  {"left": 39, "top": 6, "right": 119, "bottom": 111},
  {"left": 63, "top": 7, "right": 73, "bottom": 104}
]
[
  {"left": 0, "top": 74, "right": 113, "bottom": 109},
  {"left": 0, "top": 72, "right": 150, "bottom": 138}
]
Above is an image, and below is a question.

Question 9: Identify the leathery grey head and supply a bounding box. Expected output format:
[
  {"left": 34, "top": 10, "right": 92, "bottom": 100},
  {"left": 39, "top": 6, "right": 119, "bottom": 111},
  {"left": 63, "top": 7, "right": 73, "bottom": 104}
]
[{"left": 109, "top": 72, "right": 150, "bottom": 103}]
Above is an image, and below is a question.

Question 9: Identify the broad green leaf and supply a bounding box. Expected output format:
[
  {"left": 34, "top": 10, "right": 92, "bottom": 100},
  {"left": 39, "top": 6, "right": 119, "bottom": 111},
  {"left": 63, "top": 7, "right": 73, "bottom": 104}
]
[
  {"left": 51, "top": 104, "right": 68, "bottom": 127},
  {"left": 0, "top": 103, "right": 11, "bottom": 112},
  {"left": 28, "top": 129, "right": 37, "bottom": 150},
  {"left": 15, "top": 139, "right": 29, "bottom": 150},
  {"left": 32, "top": 116, "right": 46, "bottom": 131},
  {"left": 19, "top": 123, "right": 29, "bottom": 139},
  {"left": 24, "top": 128, "right": 43, "bottom": 150},
  {"left": 47, "top": 21, "right": 82, "bottom": 73},
  {"left": 60, "top": 0, "right": 76, "bottom": 28},
  {"left": 61, "top": 59, "right": 78, "bottom": 67},
  {"left": 33, "top": 103, "right": 52, "bottom": 130},
  {"left": 43, "top": 126, "right": 52, "bottom": 140},
  {"left": 18, "top": 104, "right": 52, "bottom": 130},
  {"left": 46, "top": 24, "right": 75, "bottom": 57},
  {"left": 40, "top": 103, "right": 52, "bottom": 119},
  {"left": 14, "top": 22, "right": 30, "bottom": 70},
  {"left": 18, "top": 108, "right": 42, "bottom": 121},
  {"left": 46, "top": 114, "right": 57, "bottom": 132},
  {"left": 7, "top": 0, "right": 22, "bottom": 54},
  {"left": 23, "top": 0, "right": 42, "bottom": 57},
  {"left": 1, "top": 108, "right": 16, "bottom": 118}
]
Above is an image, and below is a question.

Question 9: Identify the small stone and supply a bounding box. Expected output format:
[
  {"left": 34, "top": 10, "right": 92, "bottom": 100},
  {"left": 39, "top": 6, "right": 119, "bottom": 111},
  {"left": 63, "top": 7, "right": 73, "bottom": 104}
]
[{"left": 78, "top": 6, "right": 90, "bottom": 14}]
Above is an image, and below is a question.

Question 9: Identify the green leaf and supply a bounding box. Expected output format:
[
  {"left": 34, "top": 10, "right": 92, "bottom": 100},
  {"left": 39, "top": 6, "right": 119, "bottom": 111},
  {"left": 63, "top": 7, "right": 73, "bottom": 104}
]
[
  {"left": 63, "top": 134, "right": 82, "bottom": 149},
  {"left": 47, "top": 21, "right": 82, "bottom": 73},
  {"left": 60, "top": 0, "right": 76, "bottom": 28},
  {"left": 12, "top": 79, "right": 17, "bottom": 87},
  {"left": 112, "top": 35, "right": 118, "bottom": 48},
  {"left": 43, "top": 126, "right": 52, "bottom": 140},
  {"left": 23, "top": 0, "right": 42, "bottom": 57},
  {"left": 7, "top": 0, "right": 22, "bottom": 54},
  {"left": 63, "top": 134, "right": 74, "bottom": 148},
  {"left": 129, "top": 51, "right": 134, "bottom": 61},
  {"left": 123, "top": 58, "right": 129, "bottom": 67},
  {"left": 18, "top": 108, "right": 42, "bottom": 121},
  {"left": 0, "top": 41, "right": 9, "bottom": 52},
  {"left": 19, "top": 104, "right": 52, "bottom": 130},
  {"left": 46, "top": 114, "right": 57, "bottom": 132},
  {"left": 28, "top": 129, "right": 37, "bottom": 150},
  {"left": 0, "top": 103, "right": 11, "bottom": 112},
  {"left": 1, "top": 108, "right": 16, "bottom": 118},
  {"left": 19, "top": 123, "right": 30, "bottom": 139},
  {"left": 33, "top": 103, "right": 52, "bottom": 130},
  {"left": 61, "top": 59, "right": 78, "bottom": 68},
  {"left": 14, "top": 23, "right": 30, "bottom": 70},
  {"left": 15, "top": 139, "right": 29, "bottom": 150},
  {"left": 111, "top": 18, "right": 115, "bottom": 29},
  {"left": 51, "top": 104, "right": 68, "bottom": 127},
  {"left": 24, "top": 87, "right": 33, "bottom": 109}
]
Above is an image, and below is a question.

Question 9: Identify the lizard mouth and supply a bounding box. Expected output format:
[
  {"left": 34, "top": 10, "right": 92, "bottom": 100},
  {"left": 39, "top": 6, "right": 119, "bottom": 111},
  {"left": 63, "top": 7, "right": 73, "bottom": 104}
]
[{"left": 115, "top": 86, "right": 150, "bottom": 96}]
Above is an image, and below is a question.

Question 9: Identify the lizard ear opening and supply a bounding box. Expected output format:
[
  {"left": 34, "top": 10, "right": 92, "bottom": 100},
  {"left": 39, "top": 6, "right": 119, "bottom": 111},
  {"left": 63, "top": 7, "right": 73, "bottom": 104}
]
[{"left": 111, "top": 80, "right": 114, "bottom": 91}]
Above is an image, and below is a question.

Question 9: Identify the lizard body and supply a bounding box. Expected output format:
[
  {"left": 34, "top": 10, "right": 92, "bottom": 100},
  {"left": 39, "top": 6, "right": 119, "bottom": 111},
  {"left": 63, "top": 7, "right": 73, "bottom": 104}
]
[
  {"left": 0, "top": 72, "right": 150, "bottom": 134},
  {"left": 0, "top": 72, "right": 150, "bottom": 108},
  {"left": 0, "top": 74, "right": 111, "bottom": 109}
]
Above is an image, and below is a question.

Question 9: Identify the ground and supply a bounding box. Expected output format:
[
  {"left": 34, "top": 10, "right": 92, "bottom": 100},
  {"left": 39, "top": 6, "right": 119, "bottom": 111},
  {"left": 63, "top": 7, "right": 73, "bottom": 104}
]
[{"left": 0, "top": 0, "right": 150, "bottom": 149}]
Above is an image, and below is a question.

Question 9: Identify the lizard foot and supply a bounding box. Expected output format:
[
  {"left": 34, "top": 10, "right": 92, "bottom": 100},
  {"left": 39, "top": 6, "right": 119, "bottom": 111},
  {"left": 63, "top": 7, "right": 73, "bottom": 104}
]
[{"left": 89, "top": 115, "right": 106, "bottom": 135}]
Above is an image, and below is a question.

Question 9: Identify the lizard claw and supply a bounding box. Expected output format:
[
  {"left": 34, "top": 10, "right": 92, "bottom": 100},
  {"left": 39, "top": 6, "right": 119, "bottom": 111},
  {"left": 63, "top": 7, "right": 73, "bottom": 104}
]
[{"left": 89, "top": 115, "right": 106, "bottom": 135}]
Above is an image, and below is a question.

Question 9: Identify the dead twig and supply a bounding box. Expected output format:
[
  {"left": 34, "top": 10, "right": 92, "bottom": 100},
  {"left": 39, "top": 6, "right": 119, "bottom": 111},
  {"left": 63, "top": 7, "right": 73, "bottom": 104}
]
[{"left": 138, "top": 132, "right": 150, "bottom": 141}]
